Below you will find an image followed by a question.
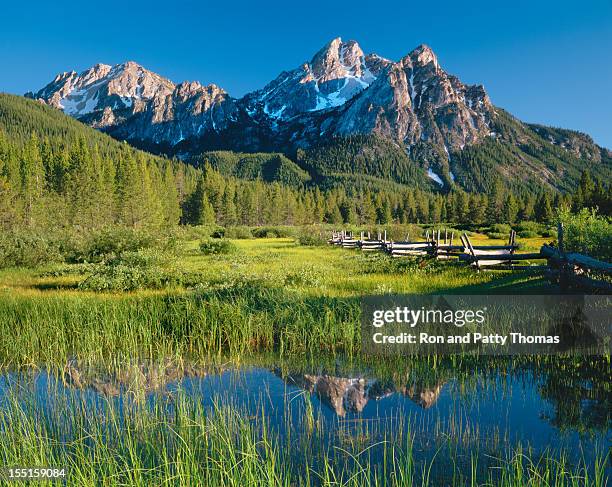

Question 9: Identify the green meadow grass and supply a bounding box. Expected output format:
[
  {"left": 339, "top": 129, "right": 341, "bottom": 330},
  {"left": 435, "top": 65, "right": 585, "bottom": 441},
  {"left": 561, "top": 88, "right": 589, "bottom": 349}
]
[
  {"left": 0, "top": 234, "right": 608, "bottom": 486},
  {"left": 0, "top": 236, "right": 552, "bottom": 365}
]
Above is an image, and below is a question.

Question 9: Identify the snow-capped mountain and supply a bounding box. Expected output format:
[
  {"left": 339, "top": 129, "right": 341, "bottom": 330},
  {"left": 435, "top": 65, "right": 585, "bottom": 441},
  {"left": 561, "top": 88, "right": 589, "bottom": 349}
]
[
  {"left": 243, "top": 38, "right": 390, "bottom": 120},
  {"left": 27, "top": 37, "right": 609, "bottom": 191},
  {"left": 27, "top": 61, "right": 237, "bottom": 147},
  {"left": 333, "top": 44, "right": 493, "bottom": 150},
  {"left": 29, "top": 61, "right": 175, "bottom": 117},
  {"left": 27, "top": 38, "right": 493, "bottom": 155}
]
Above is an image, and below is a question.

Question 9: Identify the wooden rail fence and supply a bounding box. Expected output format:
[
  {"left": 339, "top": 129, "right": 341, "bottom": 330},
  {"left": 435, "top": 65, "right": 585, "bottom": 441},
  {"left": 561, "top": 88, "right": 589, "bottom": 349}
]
[{"left": 329, "top": 224, "right": 611, "bottom": 293}]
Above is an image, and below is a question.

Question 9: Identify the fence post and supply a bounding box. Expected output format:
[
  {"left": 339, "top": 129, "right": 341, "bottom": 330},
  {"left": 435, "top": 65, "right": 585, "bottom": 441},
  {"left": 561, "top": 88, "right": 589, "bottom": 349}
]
[
  {"left": 557, "top": 222, "right": 565, "bottom": 255},
  {"left": 557, "top": 222, "right": 568, "bottom": 292}
]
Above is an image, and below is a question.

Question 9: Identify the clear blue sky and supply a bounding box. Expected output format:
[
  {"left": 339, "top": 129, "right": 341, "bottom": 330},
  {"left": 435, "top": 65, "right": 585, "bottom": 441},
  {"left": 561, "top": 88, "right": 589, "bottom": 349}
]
[{"left": 1, "top": 0, "right": 611, "bottom": 147}]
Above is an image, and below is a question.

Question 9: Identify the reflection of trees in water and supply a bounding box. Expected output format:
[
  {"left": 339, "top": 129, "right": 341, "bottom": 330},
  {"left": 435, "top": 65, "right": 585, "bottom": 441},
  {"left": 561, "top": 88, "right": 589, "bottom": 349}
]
[
  {"left": 536, "top": 358, "right": 611, "bottom": 433},
  {"left": 282, "top": 372, "right": 445, "bottom": 416}
]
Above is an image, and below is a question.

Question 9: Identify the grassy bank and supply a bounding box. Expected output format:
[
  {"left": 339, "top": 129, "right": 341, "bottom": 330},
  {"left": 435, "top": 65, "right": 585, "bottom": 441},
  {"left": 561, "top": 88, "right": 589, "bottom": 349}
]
[{"left": 0, "top": 236, "right": 553, "bottom": 365}]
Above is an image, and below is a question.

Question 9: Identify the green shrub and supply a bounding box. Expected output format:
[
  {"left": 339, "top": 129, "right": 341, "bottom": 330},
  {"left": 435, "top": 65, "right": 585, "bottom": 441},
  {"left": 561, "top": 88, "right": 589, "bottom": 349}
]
[
  {"left": 516, "top": 221, "right": 542, "bottom": 233},
  {"left": 558, "top": 208, "right": 611, "bottom": 261},
  {"left": 222, "top": 226, "right": 253, "bottom": 239},
  {"left": 486, "top": 232, "right": 508, "bottom": 240},
  {"left": 60, "top": 227, "right": 158, "bottom": 263},
  {"left": 251, "top": 226, "right": 296, "bottom": 238},
  {"left": 516, "top": 221, "right": 554, "bottom": 237},
  {"left": 175, "top": 225, "right": 222, "bottom": 241},
  {"left": 296, "top": 230, "right": 327, "bottom": 246},
  {"left": 78, "top": 249, "right": 181, "bottom": 292},
  {"left": 0, "top": 230, "right": 63, "bottom": 268},
  {"left": 199, "top": 239, "right": 236, "bottom": 255},
  {"left": 79, "top": 264, "right": 170, "bottom": 292},
  {"left": 489, "top": 223, "right": 511, "bottom": 234}
]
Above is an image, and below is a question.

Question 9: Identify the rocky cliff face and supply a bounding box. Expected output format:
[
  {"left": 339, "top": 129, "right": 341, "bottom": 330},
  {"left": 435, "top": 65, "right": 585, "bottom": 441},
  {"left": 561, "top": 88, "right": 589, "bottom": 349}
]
[
  {"left": 27, "top": 61, "right": 236, "bottom": 148},
  {"left": 28, "top": 62, "right": 174, "bottom": 117},
  {"left": 103, "top": 81, "right": 237, "bottom": 146},
  {"left": 334, "top": 44, "right": 493, "bottom": 151},
  {"left": 243, "top": 37, "right": 388, "bottom": 121},
  {"left": 26, "top": 39, "right": 494, "bottom": 155},
  {"left": 28, "top": 38, "right": 604, "bottom": 190}
]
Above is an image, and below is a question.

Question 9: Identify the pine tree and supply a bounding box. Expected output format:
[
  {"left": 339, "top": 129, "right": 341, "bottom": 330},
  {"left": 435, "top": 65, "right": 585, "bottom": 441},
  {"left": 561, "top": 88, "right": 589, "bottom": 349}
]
[
  {"left": 468, "top": 194, "right": 486, "bottom": 225},
  {"left": 49, "top": 148, "right": 70, "bottom": 194},
  {"left": 325, "top": 202, "right": 343, "bottom": 224},
  {"left": 454, "top": 191, "right": 470, "bottom": 223},
  {"left": 221, "top": 185, "right": 238, "bottom": 226},
  {"left": 518, "top": 195, "right": 536, "bottom": 222},
  {"left": 578, "top": 170, "right": 595, "bottom": 205},
  {"left": 374, "top": 195, "right": 391, "bottom": 224},
  {"left": 117, "top": 154, "right": 156, "bottom": 228},
  {"left": 20, "top": 134, "right": 45, "bottom": 226},
  {"left": 502, "top": 194, "right": 519, "bottom": 224},
  {"left": 339, "top": 198, "right": 356, "bottom": 224},
  {"left": 199, "top": 194, "right": 216, "bottom": 225},
  {"left": 429, "top": 197, "right": 442, "bottom": 223},
  {"left": 0, "top": 176, "right": 17, "bottom": 229},
  {"left": 313, "top": 188, "right": 326, "bottom": 223},
  {"left": 534, "top": 193, "right": 554, "bottom": 223},
  {"left": 265, "top": 184, "right": 283, "bottom": 224},
  {"left": 416, "top": 194, "right": 429, "bottom": 223},
  {"left": 485, "top": 177, "right": 504, "bottom": 224},
  {"left": 162, "top": 164, "right": 181, "bottom": 228}
]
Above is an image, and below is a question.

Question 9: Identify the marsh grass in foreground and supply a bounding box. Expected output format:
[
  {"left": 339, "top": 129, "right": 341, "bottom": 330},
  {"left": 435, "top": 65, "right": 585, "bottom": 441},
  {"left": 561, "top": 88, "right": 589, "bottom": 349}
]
[
  {"left": 0, "top": 368, "right": 608, "bottom": 487},
  {"left": 0, "top": 235, "right": 604, "bottom": 485}
]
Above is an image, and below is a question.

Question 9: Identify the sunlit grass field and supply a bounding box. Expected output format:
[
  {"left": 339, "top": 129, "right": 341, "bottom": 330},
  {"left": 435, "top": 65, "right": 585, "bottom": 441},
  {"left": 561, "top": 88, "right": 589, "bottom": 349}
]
[
  {"left": 0, "top": 234, "right": 554, "bottom": 365},
  {"left": 0, "top": 234, "right": 551, "bottom": 298}
]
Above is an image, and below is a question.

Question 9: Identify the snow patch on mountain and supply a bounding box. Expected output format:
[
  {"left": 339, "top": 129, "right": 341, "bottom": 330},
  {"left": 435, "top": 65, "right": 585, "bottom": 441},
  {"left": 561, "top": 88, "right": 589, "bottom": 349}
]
[{"left": 428, "top": 168, "right": 444, "bottom": 186}]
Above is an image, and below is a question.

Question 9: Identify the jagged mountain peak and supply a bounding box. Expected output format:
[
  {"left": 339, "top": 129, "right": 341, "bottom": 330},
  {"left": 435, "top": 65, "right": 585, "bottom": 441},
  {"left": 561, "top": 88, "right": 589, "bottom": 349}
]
[
  {"left": 28, "top": 38, "right": 605, "bottom": 195},
  {"left": 244, "top": 37, "right": 385, "bottom": 120},
  {"left": 28, "top": 61, "right": 176, "bottom": 117},
  {"left": 310, "top": 37, "right": 367, "bottom": 80},
  {"left": 409, "top": 44, "right": 439, "bottom": 69},
  {"left": 27, "top": 41, "right": 494, "bottom": 157}
]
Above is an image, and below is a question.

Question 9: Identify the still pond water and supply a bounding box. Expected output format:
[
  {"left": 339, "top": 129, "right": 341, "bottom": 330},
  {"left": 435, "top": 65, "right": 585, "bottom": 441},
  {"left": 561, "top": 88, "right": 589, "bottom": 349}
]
[{"left": 1, "top": 357, "right": 610, "bottom": 482}]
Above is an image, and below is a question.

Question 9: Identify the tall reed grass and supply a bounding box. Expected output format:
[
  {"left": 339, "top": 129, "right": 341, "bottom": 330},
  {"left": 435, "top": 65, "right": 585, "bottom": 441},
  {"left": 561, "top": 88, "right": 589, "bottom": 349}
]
[{"left": 0, "top": 374, "right": 607, "bottom": 487}]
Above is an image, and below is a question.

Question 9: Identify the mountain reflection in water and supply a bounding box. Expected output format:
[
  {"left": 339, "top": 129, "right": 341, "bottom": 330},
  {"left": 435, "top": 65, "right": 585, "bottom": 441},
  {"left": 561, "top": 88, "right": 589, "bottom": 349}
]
[
  {"left": 3, "top": 356, "right": 607, "bottom": 437},
  {"left": 282, "top": 372, "right": 445, "bottom": 415}
]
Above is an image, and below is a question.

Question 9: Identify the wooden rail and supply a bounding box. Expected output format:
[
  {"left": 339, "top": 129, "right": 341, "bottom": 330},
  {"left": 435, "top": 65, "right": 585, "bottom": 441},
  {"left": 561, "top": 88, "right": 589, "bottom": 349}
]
[
  {"left": 329, "top": 225, "right": 611, "bottom": 292},
  {"left": 541, "top": 223, "right": 612, "bottom": 292}
]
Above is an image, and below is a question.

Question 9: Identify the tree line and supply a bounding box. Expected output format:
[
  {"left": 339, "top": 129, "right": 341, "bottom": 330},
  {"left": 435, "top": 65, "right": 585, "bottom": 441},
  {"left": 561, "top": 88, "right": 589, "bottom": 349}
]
[
  {"left": 1, "top": 131, "right": 610, "bottom": 235},
  {"left": 1, "top": 90, "right": 609, "bottom": 233},
  {"left": 182, "top": 164, "right": 610, "bottom": 227}
]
